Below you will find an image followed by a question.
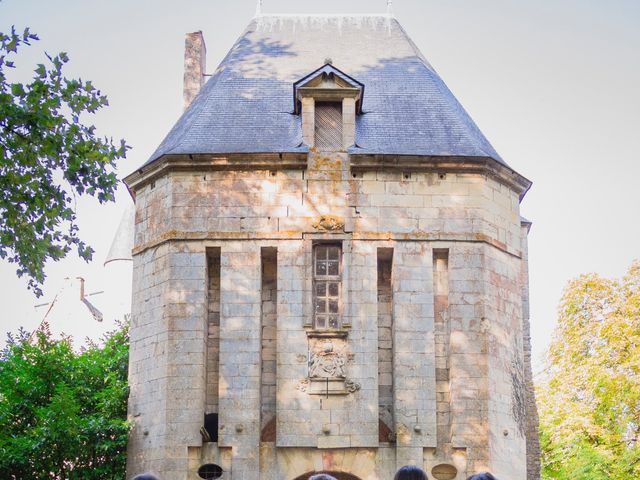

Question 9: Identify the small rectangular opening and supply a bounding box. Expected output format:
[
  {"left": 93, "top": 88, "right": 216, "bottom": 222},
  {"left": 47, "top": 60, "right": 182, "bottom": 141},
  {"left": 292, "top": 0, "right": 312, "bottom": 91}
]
[
  {"left": 205, "top": 248, "right": 221, "bottom": 418},
  {"left": 204, "top": 248, "right": 221, "bottom": 443},
  {"left": 260, "top": 247, "right": 277, "bottom": 438},
  {"left": 203, "top": 413, "right": 218, "bottom": 442},
  {"left": 377, "top": 247, "right": 394, "bottom": 441},
  {"left": 433, "top": 248, "right": 451, "bottom": 448}
]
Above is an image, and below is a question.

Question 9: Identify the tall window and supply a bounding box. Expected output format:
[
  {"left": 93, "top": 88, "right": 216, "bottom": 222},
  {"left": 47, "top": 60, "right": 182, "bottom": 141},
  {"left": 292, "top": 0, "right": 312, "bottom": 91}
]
[{"left": 314, "top": 244, "right": 342, "bottom": 329}]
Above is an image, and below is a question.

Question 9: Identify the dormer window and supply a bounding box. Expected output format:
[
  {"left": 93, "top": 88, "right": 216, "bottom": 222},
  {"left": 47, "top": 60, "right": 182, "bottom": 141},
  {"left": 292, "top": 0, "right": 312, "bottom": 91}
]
[{"left": 294, "top": 64, "right": 364, "bottom": 151}]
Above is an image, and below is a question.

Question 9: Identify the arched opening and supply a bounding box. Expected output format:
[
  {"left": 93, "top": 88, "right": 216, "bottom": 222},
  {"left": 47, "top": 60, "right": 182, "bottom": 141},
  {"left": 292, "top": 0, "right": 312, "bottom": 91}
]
[{"left": 294, "top": 472, "right": 361, "bottom": 480}]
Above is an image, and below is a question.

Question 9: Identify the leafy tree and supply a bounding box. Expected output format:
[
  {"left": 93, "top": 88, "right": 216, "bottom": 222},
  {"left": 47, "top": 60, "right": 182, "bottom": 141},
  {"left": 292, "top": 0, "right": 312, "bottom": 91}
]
[
  {"left": 0, "top": 26, "right": 128, "bottom": 295},
  {"left": 538, "top": 261, "right": 640, "bottom": 479},
  {"left": 0, "top": 322, "right": 129, "bottom": 479}
]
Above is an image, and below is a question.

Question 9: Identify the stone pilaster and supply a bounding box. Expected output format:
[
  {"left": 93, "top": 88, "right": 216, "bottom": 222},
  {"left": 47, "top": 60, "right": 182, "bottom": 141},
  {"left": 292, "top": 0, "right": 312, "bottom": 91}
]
[
  {"left": 301, "top": 97, "right": 315, "bottom": 147},
  {"left": 449, "top": 244, "right": 489, "bottom": 476},
  {"left": 126, "top": 244, "right": 171, "bottom": 476},
  {"left": 218, "top": 242, "right": 262, "bottom": 480},
  {"left": 521, "top": 222, "right": 541, "bottom": 480},
  {"left": 392, "top": 242, "right": 437, "bottom": 468},
  {"left": 483, "top": 243, "right": 527, "bottom": 479},
  {"left": 276, "top": 240, "right": 314, "bottom": 446},
  {"left": 342, "top": 97, "right": 356, "bottom": 148}
]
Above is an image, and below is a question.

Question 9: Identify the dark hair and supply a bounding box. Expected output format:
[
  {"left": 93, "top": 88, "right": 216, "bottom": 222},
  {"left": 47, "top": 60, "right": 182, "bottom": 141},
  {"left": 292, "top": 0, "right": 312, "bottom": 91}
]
[
  {"left": 132, "top": 474, "right": 161, "bottom": 480},
  {"left": 309, "top": 475, "right": 338, "bottom": 480},
  {"left": 394, "top": 465, "right": 428, "bottom": 480},
  {"left": 467, "top": 473, "right": 498, "bottom": 480}
]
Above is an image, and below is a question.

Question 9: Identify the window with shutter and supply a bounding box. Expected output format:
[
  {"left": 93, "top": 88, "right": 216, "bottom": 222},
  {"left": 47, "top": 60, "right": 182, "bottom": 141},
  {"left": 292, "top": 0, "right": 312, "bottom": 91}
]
[{"left": 314, "top": 102, "right": 343, "bottom": 151}]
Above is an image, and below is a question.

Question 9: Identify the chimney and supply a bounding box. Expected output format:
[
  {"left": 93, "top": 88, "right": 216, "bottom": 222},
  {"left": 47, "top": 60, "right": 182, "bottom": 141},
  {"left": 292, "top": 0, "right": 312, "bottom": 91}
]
[{"left": 183, "top": 31, "right": 207, "bottom": 110}]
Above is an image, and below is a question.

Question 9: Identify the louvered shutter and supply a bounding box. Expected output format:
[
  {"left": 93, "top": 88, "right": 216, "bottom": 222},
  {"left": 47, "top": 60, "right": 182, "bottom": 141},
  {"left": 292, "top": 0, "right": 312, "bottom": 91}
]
[{"left": 314, "top": 102, "right": 343, "bottom": 151}]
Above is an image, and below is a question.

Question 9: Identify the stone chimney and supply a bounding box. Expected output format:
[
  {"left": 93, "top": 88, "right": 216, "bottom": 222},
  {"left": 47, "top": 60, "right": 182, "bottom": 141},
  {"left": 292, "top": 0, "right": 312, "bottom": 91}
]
[{"left": 183, "top": 31, "right": 206, "bottom": 110}]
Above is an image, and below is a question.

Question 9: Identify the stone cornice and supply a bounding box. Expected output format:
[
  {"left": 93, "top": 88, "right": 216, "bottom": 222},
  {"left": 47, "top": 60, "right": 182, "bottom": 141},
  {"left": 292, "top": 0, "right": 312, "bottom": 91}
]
[
  {"left": 349, "top": 154, "right": 532, "bottom": 201},
  {"left": 132, "top": 230, "right": 523, "bottom": 259},
  {"left": 123, "top": 152, "right": 309, "bottom": 193},
  {"left": 296, "top": 86, "right": 361, "bottom": 101},
  {"left": 125, "top": 153, "right": 532, "bottom": 201}
]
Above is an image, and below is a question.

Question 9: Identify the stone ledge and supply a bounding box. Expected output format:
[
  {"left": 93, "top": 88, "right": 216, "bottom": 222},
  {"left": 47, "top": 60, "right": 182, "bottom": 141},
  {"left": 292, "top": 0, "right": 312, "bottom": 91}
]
[
  {"left": 132, "top": 232, "right": 523, "bottom": 259},
  {"left": 349, "top": 154, "right": 532, "bottom": 201},
  {"left": 124, "top": 153, "right": 309, "bottom": 192}
]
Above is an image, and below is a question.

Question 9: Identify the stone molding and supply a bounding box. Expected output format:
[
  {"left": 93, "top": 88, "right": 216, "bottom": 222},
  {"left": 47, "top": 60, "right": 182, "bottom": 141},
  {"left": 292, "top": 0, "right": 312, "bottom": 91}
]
[
  {"left": 124, "top": 154, "right": 531, "bottom": 201},
  {"left": 131, "top": 232, "right": 524, "bottom": 259},
  {"left": 124, "top": 153, "right": 308, "bottom": 192},
  {"left": 296, "top": 377, "right": 361, "bottom": 396},
  {"left": 349, "top": 154, "right": 531, "bottom": 201}
]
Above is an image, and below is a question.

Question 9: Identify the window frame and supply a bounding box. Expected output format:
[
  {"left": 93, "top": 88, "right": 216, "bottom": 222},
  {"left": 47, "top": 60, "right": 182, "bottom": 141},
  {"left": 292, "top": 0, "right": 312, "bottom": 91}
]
[{"left": 312, "top": 243, "right": 343, "bottom": 330}]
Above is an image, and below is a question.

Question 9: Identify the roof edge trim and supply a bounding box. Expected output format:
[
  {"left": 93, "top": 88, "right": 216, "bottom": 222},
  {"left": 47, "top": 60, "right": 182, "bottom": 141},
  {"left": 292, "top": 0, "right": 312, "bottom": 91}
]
[
  {"left": 124, "top": 152, "right": 309, "bottom": 192},
  {"left": 125, "top": 152, "right": 531, "bottom": 202},
  {"left": 349, "top": 153, "right": 532, "bottom": 201}
]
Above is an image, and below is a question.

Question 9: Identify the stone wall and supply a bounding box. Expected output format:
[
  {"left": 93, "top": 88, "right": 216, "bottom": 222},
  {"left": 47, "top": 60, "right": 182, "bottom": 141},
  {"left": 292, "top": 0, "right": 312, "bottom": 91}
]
[
  {"left": 218, "top": 243, "right": 262, "bottom": 479},
  {"left": 127, "top": 244, "right": 171, "bottom": 474},
  {"left": 132, "top": 168, "right": 523, "bottom": 259},
  {"left": 392, "top": 241, "right": 437, "bottom": 468},
  {"left": 126, "top": 153, "right": 535, "bottom": 479},
  {"left": 484, "top": 244, "right": 527, "bottom": 478},
  {"left": 521, "top": 224, "right": 541, "bottom": 480}
]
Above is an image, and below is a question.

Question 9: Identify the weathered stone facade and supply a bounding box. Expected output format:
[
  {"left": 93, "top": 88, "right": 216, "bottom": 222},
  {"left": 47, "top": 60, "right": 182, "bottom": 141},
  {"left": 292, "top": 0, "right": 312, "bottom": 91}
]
[{"left": 125, "top": 13, "right": 538, "bottom": 480}]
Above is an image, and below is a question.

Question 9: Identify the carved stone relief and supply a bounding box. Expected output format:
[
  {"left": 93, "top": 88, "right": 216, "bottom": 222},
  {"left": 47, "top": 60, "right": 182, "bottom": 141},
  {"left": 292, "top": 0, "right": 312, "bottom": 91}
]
[
  {"left": 344, "top": 379, "right": 361, "bottom": 393},
  {"left": 312, "top": 214, "right": 345, "bottom": 232},
  {"left": 309, "top": 339, "right": 346, "bottom": 378},
  {"left": 299, "top": 335, "right": 359, "bottom": 395}
]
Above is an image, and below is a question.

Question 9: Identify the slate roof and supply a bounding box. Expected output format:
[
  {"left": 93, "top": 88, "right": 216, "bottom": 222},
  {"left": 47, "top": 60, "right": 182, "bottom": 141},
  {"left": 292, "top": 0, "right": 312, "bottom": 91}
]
[{"left": 145, "top": 15, "right": 506, "bottom": 167}]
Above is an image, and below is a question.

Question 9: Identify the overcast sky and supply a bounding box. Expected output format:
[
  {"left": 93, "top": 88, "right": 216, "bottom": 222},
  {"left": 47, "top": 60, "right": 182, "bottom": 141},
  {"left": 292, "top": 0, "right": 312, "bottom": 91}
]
[{"left": 1, "top": 0, "right": 638, "bottom": 369}]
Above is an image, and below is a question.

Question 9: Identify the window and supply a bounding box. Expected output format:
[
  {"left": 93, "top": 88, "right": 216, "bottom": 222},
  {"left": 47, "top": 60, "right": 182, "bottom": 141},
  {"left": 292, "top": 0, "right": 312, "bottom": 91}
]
[
  {"left": 313, "top": 244, "right": 342, "bottom": 329},
  {"left": 314, "top": 102, "right": 343, "bottom": 151}
]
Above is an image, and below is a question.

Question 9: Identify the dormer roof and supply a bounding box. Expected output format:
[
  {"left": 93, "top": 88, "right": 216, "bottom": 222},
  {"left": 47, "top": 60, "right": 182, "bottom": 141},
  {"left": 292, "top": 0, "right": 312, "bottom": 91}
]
[
  {"left": 293, "top": 64, "right": 364, "bottom": 114},
  {"left": 137, "top": 15, "right": 521, "bottom": 174}
]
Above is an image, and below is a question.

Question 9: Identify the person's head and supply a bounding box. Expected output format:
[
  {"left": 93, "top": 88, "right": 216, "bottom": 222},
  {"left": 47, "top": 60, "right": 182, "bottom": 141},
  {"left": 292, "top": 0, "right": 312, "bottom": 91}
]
[
  {"left": 467, "top": 473, "right": 498, "bottom": 480},
  {"left": 394, "top": 465, "right": 428, "bottom": 480},
  {"left": 132, "top": 474, "right": 160, "bottom": 480},
  {"left": 309, "top": 475, "right": 338, "bottom": 480}
]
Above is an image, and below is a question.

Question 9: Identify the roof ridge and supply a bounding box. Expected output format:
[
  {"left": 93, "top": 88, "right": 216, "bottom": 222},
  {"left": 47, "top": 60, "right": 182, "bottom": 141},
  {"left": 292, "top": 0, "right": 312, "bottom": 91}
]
[{"left": 257, "top": 14, "right": 393, "bottom": 17}]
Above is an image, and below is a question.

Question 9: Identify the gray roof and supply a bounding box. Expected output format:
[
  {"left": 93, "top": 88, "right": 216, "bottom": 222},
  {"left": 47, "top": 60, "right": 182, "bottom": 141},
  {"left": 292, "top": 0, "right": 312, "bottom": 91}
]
[
  {"left": 145, "top": 15, "right": 506, "bottom": 167},
  {"left": 104, "top": 202, "right": 134, "bottom": 265}
]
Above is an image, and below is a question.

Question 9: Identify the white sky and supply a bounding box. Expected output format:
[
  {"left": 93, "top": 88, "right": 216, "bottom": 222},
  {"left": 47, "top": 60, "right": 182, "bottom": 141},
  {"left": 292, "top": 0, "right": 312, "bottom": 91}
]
[{"left": 1, "top": 0, "right": 638, "bottom": 367}]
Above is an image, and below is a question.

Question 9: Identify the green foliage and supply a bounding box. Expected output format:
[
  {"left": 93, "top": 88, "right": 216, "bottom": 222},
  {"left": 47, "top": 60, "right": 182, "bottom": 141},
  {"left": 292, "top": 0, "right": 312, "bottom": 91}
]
[
  {"left": 0, "top": 322, "right": 129, "bottom": 479},
  {"left": 538, "top": 261, "right": 640, "bottom": 479},
  {"left": 0, "top": 26, "right": 129, "bottom": 295}
]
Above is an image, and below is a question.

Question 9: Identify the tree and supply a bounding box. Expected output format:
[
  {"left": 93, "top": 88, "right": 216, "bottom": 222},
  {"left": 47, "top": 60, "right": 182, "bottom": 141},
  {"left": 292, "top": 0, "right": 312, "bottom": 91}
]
[
  {"left": 0, "top": 26, "right": 128, "bottom": 295},
  {"left": 538, "top": 260, "right": 640, "bottom": 479},
  {"left": 0, "top": 322, "right": 129, "bottom": 479}
]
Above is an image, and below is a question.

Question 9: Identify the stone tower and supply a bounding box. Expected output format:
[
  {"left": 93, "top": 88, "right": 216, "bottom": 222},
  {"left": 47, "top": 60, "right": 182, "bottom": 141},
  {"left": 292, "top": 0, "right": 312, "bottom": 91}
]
[{"left": 124, "top": 13, "right": 538, "bottom": 480}]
